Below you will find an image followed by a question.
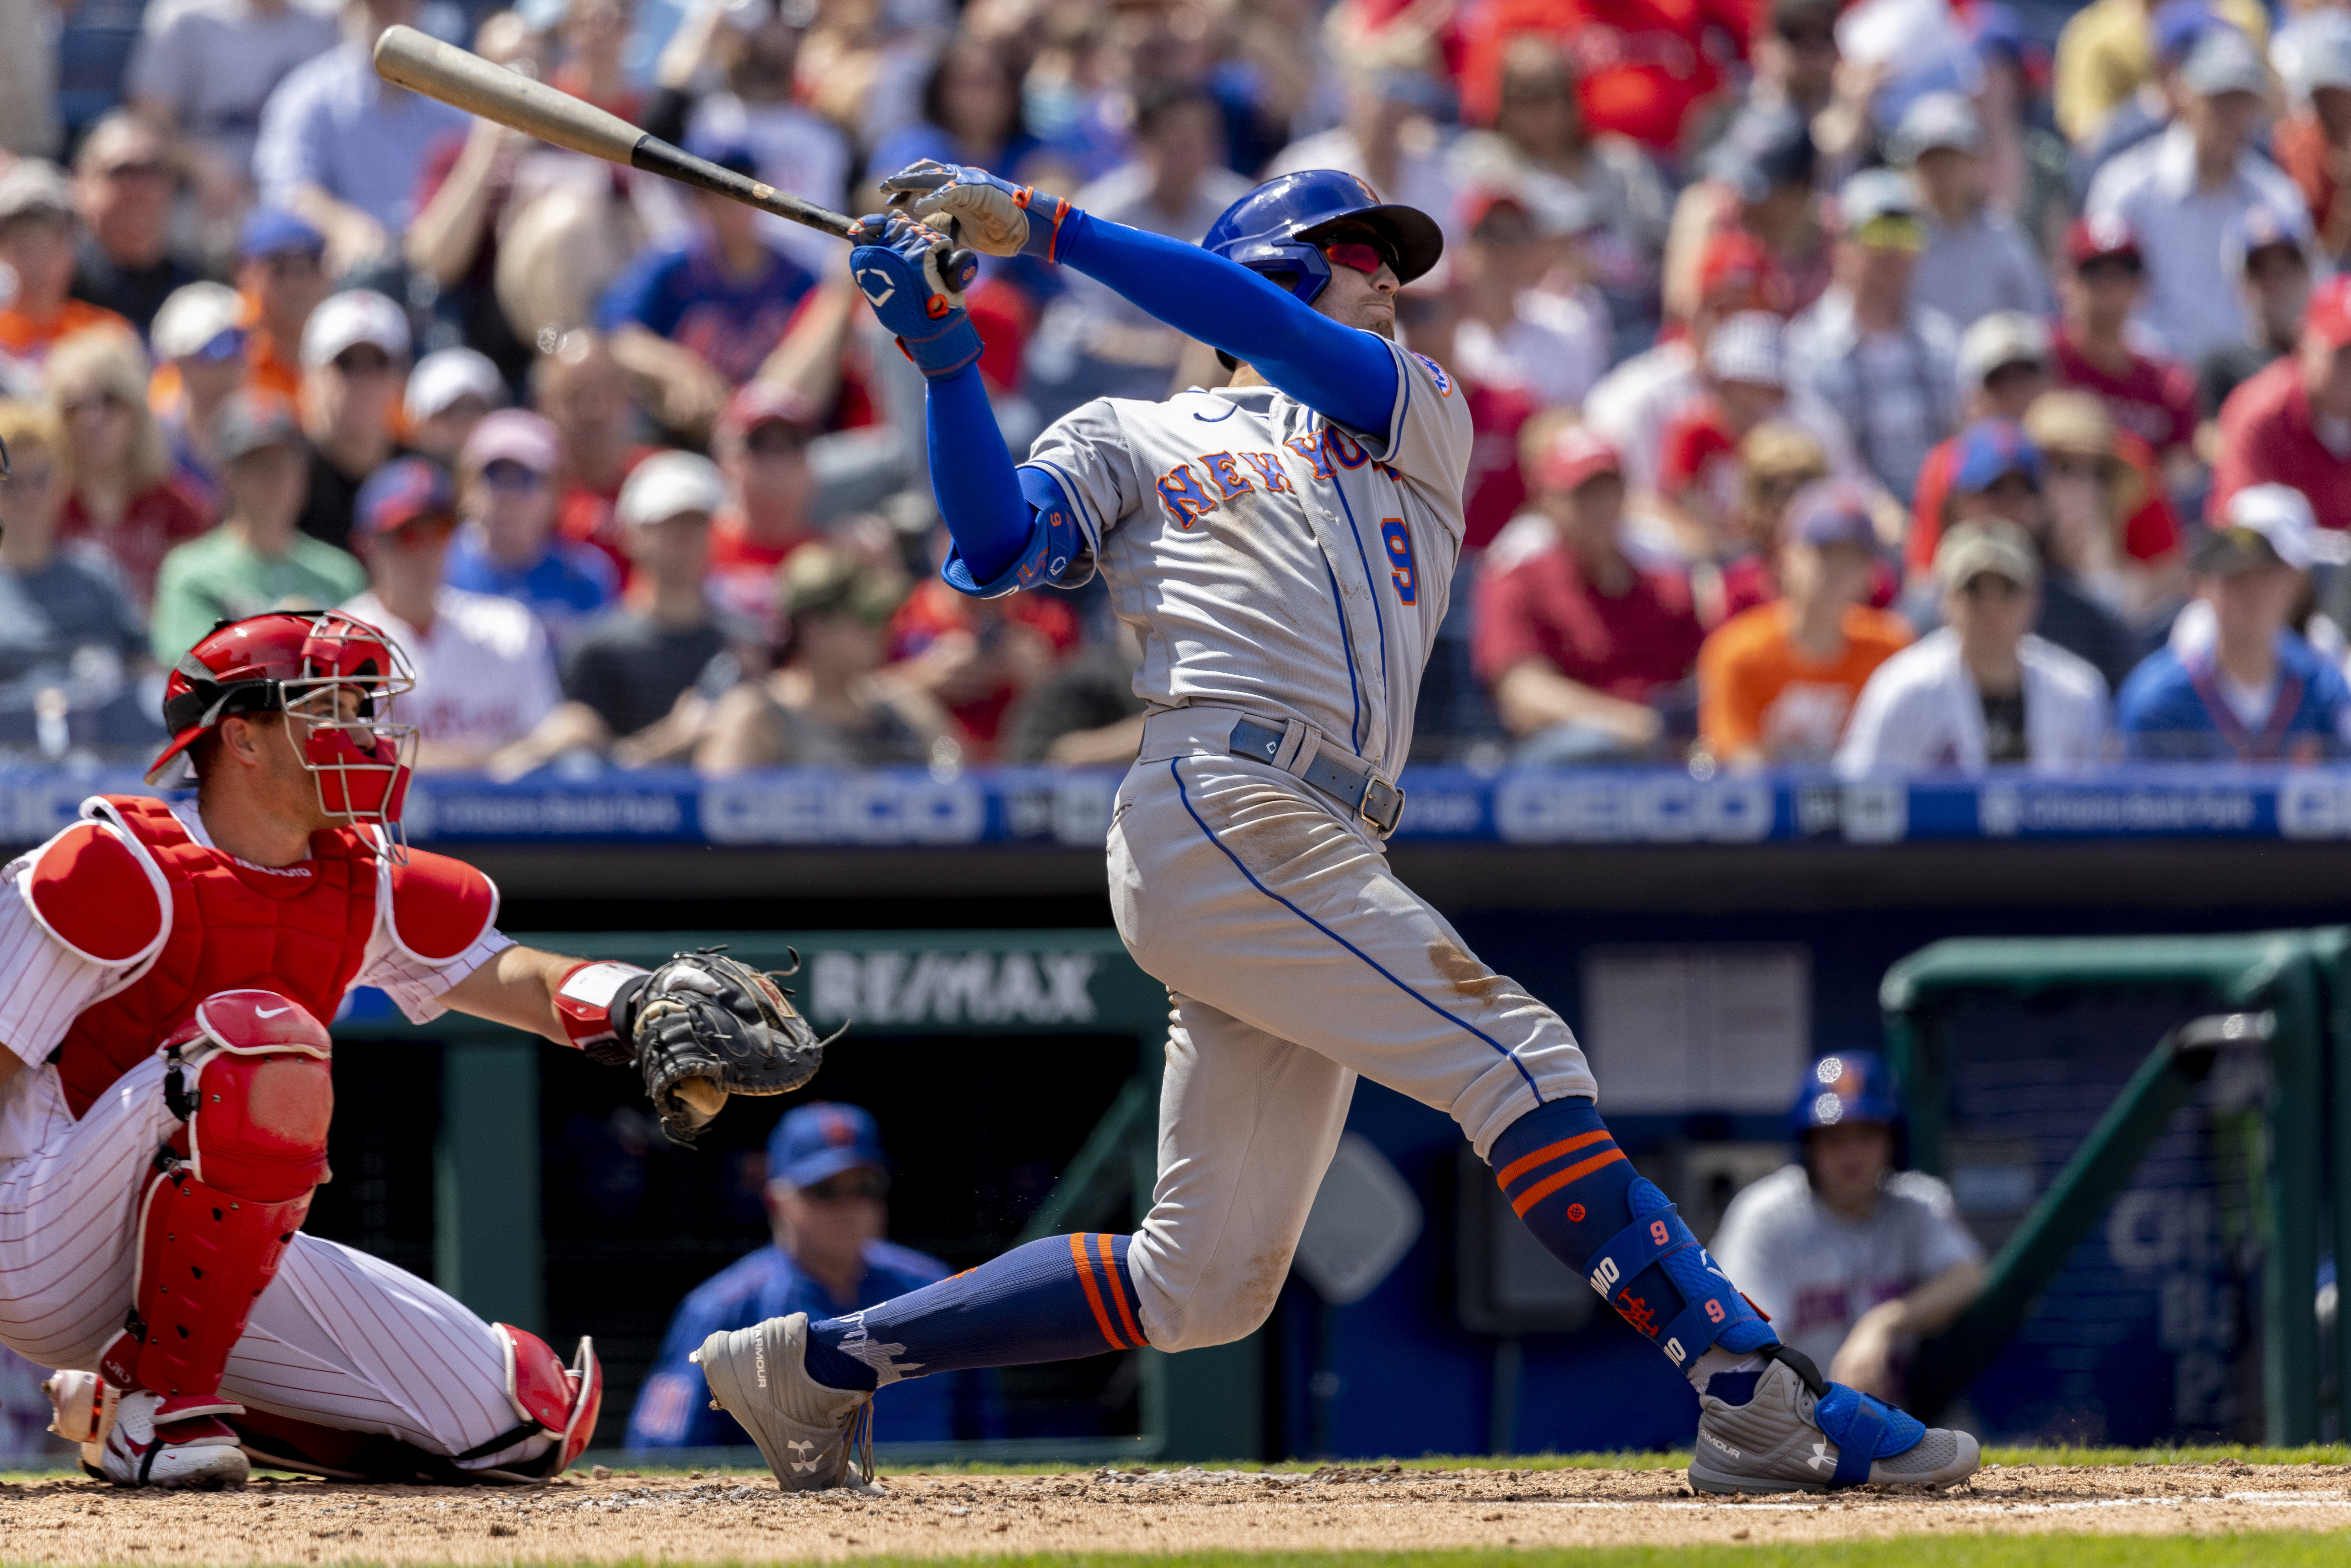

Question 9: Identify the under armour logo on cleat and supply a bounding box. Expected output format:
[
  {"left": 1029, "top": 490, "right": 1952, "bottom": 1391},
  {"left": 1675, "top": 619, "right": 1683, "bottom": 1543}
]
[
  {"left": 1806, "top": 1441, "right": 1834, "bottom": 1472},
  {"left": 787, "top": 1440, "right": 819, "bottom": 1473}
]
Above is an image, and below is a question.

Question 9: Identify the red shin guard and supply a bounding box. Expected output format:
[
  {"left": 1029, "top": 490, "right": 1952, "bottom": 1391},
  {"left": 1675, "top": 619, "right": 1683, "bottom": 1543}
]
[{"left": 101, "top": 992, "right": 333, "bottom": 1421}]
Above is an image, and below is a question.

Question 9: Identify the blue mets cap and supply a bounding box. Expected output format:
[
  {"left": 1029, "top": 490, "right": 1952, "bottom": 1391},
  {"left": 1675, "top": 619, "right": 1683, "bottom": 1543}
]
[
  {"left": 238, "top": 206, "right": 326, "bottom": 262},
  {"left": 1953, "top": 417, "right": 2042, "bottom": 493},
  {"left": 1788, "top": 1050, "right": 1903, "bottom": 1136},
  {"left": 767, "top": 1102, "right": 889, "bottom": 1189},
  {"left": 352, "top": 457, "right": 455, "bottom": 543},
  {"left": 1784, "top": 479, "right": 1880, "bottom": 549}
]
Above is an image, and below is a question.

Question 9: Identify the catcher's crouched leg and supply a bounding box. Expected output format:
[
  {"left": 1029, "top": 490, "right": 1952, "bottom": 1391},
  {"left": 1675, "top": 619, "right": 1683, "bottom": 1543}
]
[
  {"left": 226, "top": 1325, "right": 604, "bottom": 1484},
  {"left": 82, "top": 992, "right": 335, "bottom": 1486}
]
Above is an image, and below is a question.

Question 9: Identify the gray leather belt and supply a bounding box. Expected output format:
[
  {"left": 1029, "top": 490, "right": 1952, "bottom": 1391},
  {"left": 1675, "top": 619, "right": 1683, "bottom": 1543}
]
[{"left": 1227, "top": 716, "right": 1407, "bottom": 837}]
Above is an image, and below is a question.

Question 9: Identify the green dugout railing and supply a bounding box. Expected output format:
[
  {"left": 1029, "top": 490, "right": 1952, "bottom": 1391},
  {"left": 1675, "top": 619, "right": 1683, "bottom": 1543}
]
[
  {"left": 333, "top": 929, "right": 1260, "bottom": 1464},
  {"left": 1881, "top": 931, "right": 2351, "bottom": 1444}
]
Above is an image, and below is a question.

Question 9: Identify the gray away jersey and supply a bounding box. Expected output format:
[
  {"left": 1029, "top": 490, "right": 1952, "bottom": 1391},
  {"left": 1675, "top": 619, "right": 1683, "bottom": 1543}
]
[{"left": 1022, "top": 339, "right": 1472, "bottom": 774}]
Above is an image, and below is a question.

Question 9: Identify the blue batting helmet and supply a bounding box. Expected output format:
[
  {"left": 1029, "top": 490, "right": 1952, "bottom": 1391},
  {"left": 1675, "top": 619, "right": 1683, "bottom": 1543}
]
[
  {"left": 1788, "top": 1050, "right": 1903, "bottom": 1138},
  {"left": 1202, "top": 169, "right": 1445, "bottom": 306}
]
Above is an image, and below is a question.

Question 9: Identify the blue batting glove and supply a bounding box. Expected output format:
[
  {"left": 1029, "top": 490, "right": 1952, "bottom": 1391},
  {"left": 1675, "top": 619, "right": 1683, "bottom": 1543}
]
[
  {"left": 878, "top": 159, "right": 1075, "bottom": 262},
  {"left": 847, "top": 213, "right": 983, "bottom": 380}
]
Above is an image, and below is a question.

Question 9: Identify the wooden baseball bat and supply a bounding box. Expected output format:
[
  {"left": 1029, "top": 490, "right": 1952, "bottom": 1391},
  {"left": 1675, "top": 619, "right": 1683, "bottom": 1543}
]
[
  {"left": 374, "top": 21, "right": 981, "bottom": 287},
  {"left": 375, "top": 26, "right": 861, "bottom": 238}
]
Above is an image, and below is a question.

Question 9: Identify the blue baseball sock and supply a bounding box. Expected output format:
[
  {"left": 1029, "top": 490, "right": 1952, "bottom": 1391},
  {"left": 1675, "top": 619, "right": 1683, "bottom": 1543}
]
[
  {"left": 1487, "top": 1098, "right": 1775, "bottom": 1396},
  {"left": 800, "top": 1233, "right": 1148, "bottom": 1393}
]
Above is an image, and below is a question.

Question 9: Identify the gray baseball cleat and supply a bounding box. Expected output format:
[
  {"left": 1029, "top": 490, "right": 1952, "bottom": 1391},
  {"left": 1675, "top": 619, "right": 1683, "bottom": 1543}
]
[
  {"left": 1688, "top": 1347, "right": 1979, "bottom": 1495},
  {"left": 692, "top": 1313, "right": 876, "bottom": 1492}
]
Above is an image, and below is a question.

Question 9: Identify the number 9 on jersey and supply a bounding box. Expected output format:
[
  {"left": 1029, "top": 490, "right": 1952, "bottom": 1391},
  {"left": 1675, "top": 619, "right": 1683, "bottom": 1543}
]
[{"left": 1381, "top": 518, "right": 1416, "bottom": 604}]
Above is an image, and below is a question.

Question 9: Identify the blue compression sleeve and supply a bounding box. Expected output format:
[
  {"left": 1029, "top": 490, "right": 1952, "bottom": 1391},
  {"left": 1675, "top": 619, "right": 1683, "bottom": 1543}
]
[
  {"left": 1053, "top": 210, "right": 1399, "bottom": 435},
  {"left": 925, "top": 362, "right": 1032, "bottom": 587}
]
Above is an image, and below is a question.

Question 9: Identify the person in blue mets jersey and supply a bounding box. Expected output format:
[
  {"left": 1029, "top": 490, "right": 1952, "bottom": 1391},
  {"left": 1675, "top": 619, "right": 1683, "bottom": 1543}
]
[{"left": 691, "top": 163, "right": 1985, "bottom": 1496}]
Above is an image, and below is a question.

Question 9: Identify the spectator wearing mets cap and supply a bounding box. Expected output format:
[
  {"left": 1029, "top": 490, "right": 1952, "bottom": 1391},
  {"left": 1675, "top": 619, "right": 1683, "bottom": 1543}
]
[
  {"left": 595, "top": 131, "right": 819, "bottom": 445},
  {"left": 1787, "top": 168, "right": 1961, "bottom": 504},
  {"left": 1708, "top": 1052, "right": 1984, "bottom": 1402},
  {"left": 1890, "top": 92, "right": 2053, "bottom": 333},
  {"left": 2085, "top": 27, "right": 2311, "bottom": 365},
  {"left": 2119, "top": 483, "right": 2351, "bottom": 759},
  {"left": 2214, "top": 275, "right": 2351, "bottom": 535},
  {"left": 627, "top": 1102, "right": 999, "bottom": 1450},
  {"left": 1698, "top": 480, "right": 1912, "bottom": 766},
  {"left": 341, "top": 456, "right": 562, "bottom": 771},
  {"left": 1475, "top": 427, "right": 1706, "bottom": 761}
]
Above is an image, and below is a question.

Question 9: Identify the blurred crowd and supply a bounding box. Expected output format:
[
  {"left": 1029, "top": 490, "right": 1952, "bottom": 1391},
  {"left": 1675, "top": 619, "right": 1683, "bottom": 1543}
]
[{"left": 8, "top": 0, "right": 2351, "bottom": 776}]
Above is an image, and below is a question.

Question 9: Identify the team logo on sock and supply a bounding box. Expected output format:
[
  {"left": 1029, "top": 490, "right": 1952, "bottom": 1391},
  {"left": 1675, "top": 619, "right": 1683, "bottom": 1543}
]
[
  {"left": 1614, "top": 1290, "right": 1659, "bottom": 1338},
  {"left": 833, "top": 1312, "right": 924, "bottom": 1385}
]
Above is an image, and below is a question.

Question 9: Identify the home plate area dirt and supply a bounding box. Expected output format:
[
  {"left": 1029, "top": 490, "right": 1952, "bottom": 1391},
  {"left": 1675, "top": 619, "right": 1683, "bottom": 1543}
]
[{"left": 4, "top": 1460, "right": 2351, "bottom": 1562}]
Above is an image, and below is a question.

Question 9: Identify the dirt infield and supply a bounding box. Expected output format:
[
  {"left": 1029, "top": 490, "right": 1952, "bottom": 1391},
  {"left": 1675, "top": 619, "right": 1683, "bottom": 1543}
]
[{"left": 2, "top": 1460, "right": 2350, "bottom": 1563}]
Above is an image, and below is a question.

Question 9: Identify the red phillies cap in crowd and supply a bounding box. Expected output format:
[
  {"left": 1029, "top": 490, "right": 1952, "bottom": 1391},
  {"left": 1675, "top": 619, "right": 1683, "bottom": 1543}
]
[
  {"left": 2306, "top": 275, "right": 2351, "bottom": 349},
  {"left": 2065, "top": 214, "right": 2141, "bottom": 267},
  {"left": 716, "top": 381, "right": 818, "bottom": 447},
  {"left": 1537, "top": 426, "right": 1623, "bottom": 493},
  {"left": 1697, "top": 230, "right": 1788, "bottom": 312}
]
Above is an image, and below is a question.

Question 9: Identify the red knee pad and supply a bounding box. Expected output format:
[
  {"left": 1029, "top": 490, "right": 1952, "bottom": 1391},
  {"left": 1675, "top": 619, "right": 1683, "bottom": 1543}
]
[
  {"left": 102, "top": 991, "right": 333, "bottom": 1418},
  {"left": 490, "top": 1325, "right": 603, "bottom": 1476}
]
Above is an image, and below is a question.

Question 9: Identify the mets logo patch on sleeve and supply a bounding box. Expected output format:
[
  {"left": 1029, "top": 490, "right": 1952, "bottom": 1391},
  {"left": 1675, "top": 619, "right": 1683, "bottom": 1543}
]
[{"left": 1411, "top": 352, "right": 1454, "bottom": 395}]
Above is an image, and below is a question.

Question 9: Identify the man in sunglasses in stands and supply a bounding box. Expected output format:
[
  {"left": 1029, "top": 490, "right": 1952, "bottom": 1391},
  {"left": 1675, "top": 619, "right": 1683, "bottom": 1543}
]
[{"left": 679, "top": 163, "right": 1985, "bottom": 1499}]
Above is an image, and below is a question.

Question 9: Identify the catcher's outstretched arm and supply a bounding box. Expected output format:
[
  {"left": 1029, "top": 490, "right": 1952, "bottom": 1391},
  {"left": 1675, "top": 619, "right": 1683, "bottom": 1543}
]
[{"left": 441, "top": 945, "right": 728, "bottom": 1121}]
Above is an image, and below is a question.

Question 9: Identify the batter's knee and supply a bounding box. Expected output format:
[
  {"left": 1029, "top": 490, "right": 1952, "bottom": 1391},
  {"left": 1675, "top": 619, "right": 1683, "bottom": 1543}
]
[{"left": 1128, "top": 1228, "right": 1291, "bottom": 1353}]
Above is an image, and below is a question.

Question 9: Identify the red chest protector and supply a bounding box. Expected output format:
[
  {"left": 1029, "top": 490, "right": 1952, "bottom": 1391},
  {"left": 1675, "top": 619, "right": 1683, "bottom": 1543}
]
[
  {"left": 27, "top": 797, "right": 503, "bottom": 1118},
  {"left": 41, "top": 797, "right": 380, "bottom": 1118}
]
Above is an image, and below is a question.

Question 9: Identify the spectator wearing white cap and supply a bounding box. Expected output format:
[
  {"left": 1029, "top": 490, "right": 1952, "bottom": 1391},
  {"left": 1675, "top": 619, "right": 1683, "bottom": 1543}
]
[
  {"left": 294, "top": 288, "right": 413, "bottom": 553},
  {"left": 2120, "top": 483, "right": 2351, "bottom": 758},
  {"left": 405, "top": 346, "right": 508, "bottom": 469},
  {"left": 493, "top": 451, "right": 748, "bottom": 776},
  {"left": 1837, "top": 520, "right": 2111, "bottom": 775},
  {"left": 2199, "top": 202, "right": 2318, "bottom": 418},
  {"left": 1445, "top": 189, "right": 1611, "bottom": 412},
  {"left": 2272, "top": 14, "right": 2351, "bottom": 262},
  {"left": 1786, "top": 168, "right": 1961, "bottom": 503},
  {"left": 341, "top": 456, "right": 563, "bottom": 771},
  {"left": 444, "top": 409, "right": 618, "bottom": 652},
  {"left": 149, "top": 281, "right": 251, "bottom": 512},
  {"left": 1657, "top": 312, "right": 1792, "bottom": 547},
  {"left": 1890, "top": 92, "right": 2053, "bottom": 333},
  {"left": 2086, "top": 29, "right": 2312, "bottom": 364}
]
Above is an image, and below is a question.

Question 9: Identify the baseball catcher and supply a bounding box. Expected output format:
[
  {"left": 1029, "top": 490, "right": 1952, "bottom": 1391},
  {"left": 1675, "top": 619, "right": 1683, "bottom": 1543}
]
[
  {"left": 0, "top": 611, "right": 822, "bottom": 1489},
  {"left": 684, "top": 167, "right": 1983, "bottom": 1497}
]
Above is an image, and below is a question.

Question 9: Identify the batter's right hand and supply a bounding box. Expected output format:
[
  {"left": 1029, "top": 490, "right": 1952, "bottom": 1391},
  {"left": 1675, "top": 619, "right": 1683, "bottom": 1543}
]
[{"left": 878, "top": 159, "right": 1074, "bottom": 261}]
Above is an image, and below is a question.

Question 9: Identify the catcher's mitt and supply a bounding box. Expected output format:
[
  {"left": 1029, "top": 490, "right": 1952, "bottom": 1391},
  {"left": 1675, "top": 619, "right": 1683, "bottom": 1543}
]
[{"left": 613, "top": 948, "right": 835, "bottom": 1144}]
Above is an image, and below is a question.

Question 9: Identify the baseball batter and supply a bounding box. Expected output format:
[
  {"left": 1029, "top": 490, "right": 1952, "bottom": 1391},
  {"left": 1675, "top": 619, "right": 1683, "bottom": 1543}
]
[
  {"left": 691, "top": 166, "right": 1982, "bottom": 1496},
  {"left": 0, "top": 611, "right": 818, "bottom": 1488}
]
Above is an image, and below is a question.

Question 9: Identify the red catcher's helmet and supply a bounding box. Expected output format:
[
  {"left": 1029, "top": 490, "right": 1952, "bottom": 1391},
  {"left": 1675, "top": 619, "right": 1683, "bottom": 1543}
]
[{"left": 149, "top": 611, "right": 418, "bottom": 853}]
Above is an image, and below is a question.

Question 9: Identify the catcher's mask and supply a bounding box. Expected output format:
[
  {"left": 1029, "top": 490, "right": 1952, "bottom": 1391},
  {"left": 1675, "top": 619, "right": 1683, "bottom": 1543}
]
[{"left": 148, "top": 610, "right": 419, "bottom": 860}]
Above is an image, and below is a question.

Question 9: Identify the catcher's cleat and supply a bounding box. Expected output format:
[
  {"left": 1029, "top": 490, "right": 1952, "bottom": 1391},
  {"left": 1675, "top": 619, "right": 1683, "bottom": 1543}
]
[
  {"left": 1687, "top": 1347, "right": 1979, "bottom": 1495},
  {"left": 693, "top": 1313, "right": 875, "bottom": 1493},
  {"left": 47, "top": 1375, "right": 250, "bottom": 1490}
]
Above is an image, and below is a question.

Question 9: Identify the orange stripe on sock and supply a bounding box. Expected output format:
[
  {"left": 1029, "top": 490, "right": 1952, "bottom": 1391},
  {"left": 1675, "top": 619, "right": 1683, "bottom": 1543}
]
[
  {"left": 1493, "top": 1129, "right": 1614, "bottom": 1190},
  {"left": 1097, "top": 1233, "right": 1148, "bottom": 1348},
  {"left": 1069, "top": 1232, "right": 1128, "bottom": 1350},
  {"left": 1510, "top": 1148, "right": 1629, "bottom": 1217}
]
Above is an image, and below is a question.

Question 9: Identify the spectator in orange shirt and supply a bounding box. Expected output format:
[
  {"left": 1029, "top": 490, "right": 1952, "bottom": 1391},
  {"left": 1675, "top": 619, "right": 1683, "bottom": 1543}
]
[
  {"left": 0, "top": 163, "right": 133, "bottom": 385},
  {"left": 233, "top": 208, "right": 331, "bottom": 401},
  {"left": 1699, "top": 480, "right": 1912, "bottom": 766}
]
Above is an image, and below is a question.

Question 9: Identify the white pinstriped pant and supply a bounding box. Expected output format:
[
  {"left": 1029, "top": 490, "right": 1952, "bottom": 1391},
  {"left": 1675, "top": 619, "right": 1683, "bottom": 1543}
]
[{"left": 0, "top": 1049, "right": 542, "bottom": 1467}]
